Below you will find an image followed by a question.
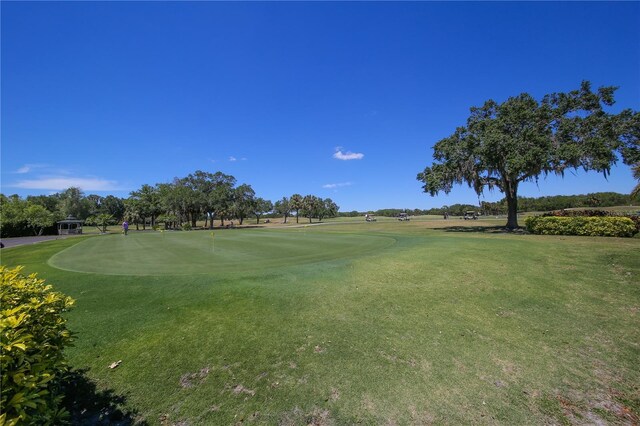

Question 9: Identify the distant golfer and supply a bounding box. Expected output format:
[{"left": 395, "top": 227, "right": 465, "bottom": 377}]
[{"left": 122, "top": 220, "right": 129, "bottom": 235}]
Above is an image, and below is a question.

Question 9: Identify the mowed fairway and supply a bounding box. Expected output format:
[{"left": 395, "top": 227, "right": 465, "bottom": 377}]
[{"left": 2, "top": 221, "right": 639, "bottom": 424}]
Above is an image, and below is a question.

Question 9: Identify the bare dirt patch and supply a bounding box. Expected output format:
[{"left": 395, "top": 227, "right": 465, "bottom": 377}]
[
  {"left": 232, "top": 384, "right": 256, "bottom": 396},
  {"left": 307, "top": 408, "right": 333, "bottom": 426},
  {"left": 328, "top": 388, "right": 340, "bottom": 402},
  {"left": 492, "top": 357, "right": 520, "bottom": 377},
  {"left": 409, "top": 404, "right": 435, "bottom": 424},
  {"left": 179, "top": 366, "right": 211, "bottom": 388},
  {"left": 550, "top": 389, "right": 640, "bottom": 425},
  {"left": 278, "top": 406, "right": 334, "bottom": 426}
]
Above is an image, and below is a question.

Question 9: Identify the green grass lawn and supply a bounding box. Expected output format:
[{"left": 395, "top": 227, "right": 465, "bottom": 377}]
[
  {"left": 48, "top": 229, "right": 395, "bottom": 275},
  {"left": 2, "top": 222, "right": 639, "bottom": 425}
]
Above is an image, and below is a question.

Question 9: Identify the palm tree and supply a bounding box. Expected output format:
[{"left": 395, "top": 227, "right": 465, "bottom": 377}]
[{"left": 290, "top": 194, "right": 303, "bottom": 223}]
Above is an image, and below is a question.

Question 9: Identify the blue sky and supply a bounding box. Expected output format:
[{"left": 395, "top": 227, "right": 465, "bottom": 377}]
[{"left": 2, "top": 2, "right": 639, "bottom": 212}]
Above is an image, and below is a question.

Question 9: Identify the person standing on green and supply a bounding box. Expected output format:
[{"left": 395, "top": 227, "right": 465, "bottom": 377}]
[{"left": 122, "top": 221, "right": 129, "bottom": 235}]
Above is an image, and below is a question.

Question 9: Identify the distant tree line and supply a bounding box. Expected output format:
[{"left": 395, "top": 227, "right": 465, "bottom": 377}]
[
  {"left": 2, "top": 180, "right": 636, "bottom": 238},
  {"left": 0, "top": 170, "right": 339, "bottom": 238},
  {"left": 337, "top": 192, "right": 638, "bottom": 218}
]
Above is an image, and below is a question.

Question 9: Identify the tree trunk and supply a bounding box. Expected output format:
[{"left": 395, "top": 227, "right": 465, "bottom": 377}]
[
  {"left": 296, "top": 211, "right": 299, "bottom": 223},
  {"left": 504, "top": 179, "right": 519, "bottom": 229},
  {"left": 256, "top": 217, "right": 260, "bottom": 224}
]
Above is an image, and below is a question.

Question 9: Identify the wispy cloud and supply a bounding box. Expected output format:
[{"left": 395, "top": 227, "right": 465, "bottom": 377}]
[
  {"left": 12, "top": 177, "right": 123, "bottom": 192},
  {"left": 333, "top": 147, "right": 364, "bottom": 161},
  {"left": 14, "top": 164, "right": 47, "bottom": 174},
  {"left": 322, "top": 182, "right": 353, "bottom": 189},
  {"left": 229, "top": 156, "right": 237, "bottom": 162}
]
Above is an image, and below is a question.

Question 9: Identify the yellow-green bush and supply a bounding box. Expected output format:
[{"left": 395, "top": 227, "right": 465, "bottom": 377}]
[
  {"left": 525, "top": 216, "right": 637, "bottom": 237},
  {"left": 1, "top": 266, "right": 75, "bottom": 425}
]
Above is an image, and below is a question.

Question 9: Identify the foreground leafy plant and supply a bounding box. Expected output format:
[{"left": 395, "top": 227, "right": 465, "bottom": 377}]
[{"left": 0, "top": 266, "right": 75, "bottom": 425}]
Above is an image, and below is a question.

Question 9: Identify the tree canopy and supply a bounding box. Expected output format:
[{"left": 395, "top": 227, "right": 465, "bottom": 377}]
[
  {"left": 1, "top": 169, "right": 341, "bottom": 237},
  {"left": 417, "top": 81, "right": 640, "bottom": 228}
]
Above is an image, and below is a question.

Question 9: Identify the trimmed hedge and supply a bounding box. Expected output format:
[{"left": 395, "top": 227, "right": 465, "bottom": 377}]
[
  {"left": 525, "top": 216, "right": 638, "bottom": 237},
  {"left": 1, "top": 266, "right": 75, "bottom": 426},
  {"left": 542, "top": 209, "right": 613, "bottom": 217}
]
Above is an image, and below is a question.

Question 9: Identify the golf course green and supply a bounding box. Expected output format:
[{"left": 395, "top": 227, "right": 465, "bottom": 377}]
[
  {"left": 48, "top": 228, "right": 396, "bottom": 275},
  {"left": 2, "top": 220, "right": 639, "bottom": 424}
]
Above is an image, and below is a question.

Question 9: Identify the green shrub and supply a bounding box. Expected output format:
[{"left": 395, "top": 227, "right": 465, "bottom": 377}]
[
  {"left": 627, "top": 215, "right": 640, "bottom": 234},
  {"left": 181, "top": 222, "right": 192, "bottom": 231},
  {"left": 525, "top": 216, "right": 637, "bottom": 237},
  {"left": 542, "top": 209, "right": 612, "bottom": 217},
  {"left": 0, "top": 266, "right": 75, "bottom": 426}
]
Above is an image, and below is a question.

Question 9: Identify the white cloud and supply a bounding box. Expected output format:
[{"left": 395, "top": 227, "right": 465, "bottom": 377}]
[
  {"left": 12, "top": 177, "right": 123, "bottom": 191},
  {"left": 229, "top": 156, "right": 237, "bottom": 162},
  {"left": 14, "top": 164, "right": 47, "bottom": 174},
  {"left": 322, "top": 182, "right": 353, "bottom": 189},
  {"left": 333, "top": 147, "right": 364, "bottom": 161}
]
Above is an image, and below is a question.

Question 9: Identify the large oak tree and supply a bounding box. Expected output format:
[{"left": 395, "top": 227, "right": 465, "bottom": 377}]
[{"left": 417, "top": 81, "right": 639, "bottom": 229}]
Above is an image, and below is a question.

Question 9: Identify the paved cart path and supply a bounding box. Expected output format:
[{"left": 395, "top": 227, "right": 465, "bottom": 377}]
[{"left": 1, "top": 235, "right": 81, "bottom": 249}]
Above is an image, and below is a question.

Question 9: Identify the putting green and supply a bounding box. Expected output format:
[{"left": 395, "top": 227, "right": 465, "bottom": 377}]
[{"left": 48, "top": 229, "right": 396, "bottom": 275}]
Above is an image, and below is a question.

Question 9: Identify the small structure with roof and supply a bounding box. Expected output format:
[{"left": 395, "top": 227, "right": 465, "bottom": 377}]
[{"left": 57, "top": 215, "right": 84, "bottom": 235}]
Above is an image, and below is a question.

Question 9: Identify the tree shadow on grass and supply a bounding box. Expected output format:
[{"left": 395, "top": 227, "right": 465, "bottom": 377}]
[
  {"left": 441, "top": 225, "right": 526, "bottom": 234},
  {"left": 60, "top": 368, "right": 147, "bottom": 425}
]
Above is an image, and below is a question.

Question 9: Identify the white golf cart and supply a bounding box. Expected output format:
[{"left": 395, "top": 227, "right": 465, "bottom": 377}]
[{"left": 463, "top": 211, "right": 478, "bottom": 220}]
